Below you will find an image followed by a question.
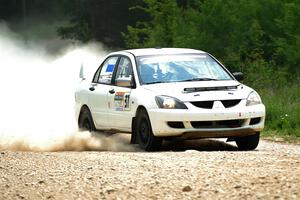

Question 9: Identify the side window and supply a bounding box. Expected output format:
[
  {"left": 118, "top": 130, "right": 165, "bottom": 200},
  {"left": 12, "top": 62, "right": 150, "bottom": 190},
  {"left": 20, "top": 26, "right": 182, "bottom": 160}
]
[
  {"left": 114, "top": 57, "right": 133, "bottom": 87},
  {"left": 97, "top": 56, "right": 118, "bottom": 84}
]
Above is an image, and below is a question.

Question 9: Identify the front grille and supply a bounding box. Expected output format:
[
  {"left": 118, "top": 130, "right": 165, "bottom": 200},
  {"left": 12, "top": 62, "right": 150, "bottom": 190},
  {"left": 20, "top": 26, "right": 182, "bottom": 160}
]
[
  {"left": 190, "top": 101, "right": 214, "bottom": 109},
  {"left": 191, "top": 99, "right": 241, "bottom": 109},
  {"left": 221, "top": 99, "right": 241, "bottom": 108},
  {"left": 191, "top": 119, "right": 244, "bottom": 128},
  {"left": 190, "top": 121, "right": 213, "bottom": 127},
  {"left": 167, "top": 122, "right": 185, "bottom": 129}
]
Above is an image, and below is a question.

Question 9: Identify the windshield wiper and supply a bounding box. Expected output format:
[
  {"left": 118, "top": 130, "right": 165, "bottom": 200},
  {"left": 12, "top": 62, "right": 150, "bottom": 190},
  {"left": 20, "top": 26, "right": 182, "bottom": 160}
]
[
  {"left": 144, "top": 81, "right": 169, "bottom": 85},
  {"left": 179, "top": 77, "right": 217, "bottom": 82},
  {"left": 144, "top": 78, "right": 217, "bottom": 84}
]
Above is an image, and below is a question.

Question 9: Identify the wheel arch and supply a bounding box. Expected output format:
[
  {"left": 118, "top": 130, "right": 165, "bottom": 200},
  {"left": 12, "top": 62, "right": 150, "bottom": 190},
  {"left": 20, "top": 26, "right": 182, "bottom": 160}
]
[
  {"left": 78, "top": 104, "right": 97, "bottom": 131},
  {"left": 78, "top": 104, "right": 92, "bottom": 124}
]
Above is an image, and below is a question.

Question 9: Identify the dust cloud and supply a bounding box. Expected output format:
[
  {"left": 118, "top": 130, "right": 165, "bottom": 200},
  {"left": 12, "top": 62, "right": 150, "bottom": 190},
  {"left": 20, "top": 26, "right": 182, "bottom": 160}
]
[{"left": 0, "top": 22, "right": 136, "bottom": 152}]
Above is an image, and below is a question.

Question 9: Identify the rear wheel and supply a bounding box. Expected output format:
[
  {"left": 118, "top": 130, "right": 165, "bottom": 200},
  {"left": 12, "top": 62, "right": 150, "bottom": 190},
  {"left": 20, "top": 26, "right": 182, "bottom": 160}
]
[
  {"left": 78, "top": 108, "right": 95, "bottom": 132},
  {"left": 235, "top": 132, "right": 260, "bottom": 150},
  {"left": 136, "top": 110, "right": 162, "bottom": 151}
]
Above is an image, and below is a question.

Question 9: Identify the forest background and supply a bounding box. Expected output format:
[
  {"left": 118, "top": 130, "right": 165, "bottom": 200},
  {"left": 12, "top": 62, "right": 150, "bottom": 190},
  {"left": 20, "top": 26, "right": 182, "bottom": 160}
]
[{"left": 1, "top": 0, "right": 299, "bottom": 140}]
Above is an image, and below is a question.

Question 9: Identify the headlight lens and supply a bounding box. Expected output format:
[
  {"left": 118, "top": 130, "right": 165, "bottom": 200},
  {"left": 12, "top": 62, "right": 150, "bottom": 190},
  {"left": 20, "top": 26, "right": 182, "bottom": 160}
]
[
  {"left": 246, "top": 91, "right": 262, "bottom": 106},
  {"left": 155, "top": 96, "right": 188, "bottom": 109}
]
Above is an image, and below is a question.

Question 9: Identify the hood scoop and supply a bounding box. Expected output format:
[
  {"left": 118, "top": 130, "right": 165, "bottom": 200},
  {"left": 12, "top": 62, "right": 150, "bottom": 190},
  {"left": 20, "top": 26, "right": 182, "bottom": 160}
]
[{"left": 183, "top": 85, "right": 239, "bottom": 93}]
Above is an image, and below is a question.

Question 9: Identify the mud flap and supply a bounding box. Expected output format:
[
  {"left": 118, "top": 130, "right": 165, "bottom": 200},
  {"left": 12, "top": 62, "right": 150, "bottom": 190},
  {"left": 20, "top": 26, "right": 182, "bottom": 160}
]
[{"left": 130, "top": 117, "right": 138, "bottom": 144}]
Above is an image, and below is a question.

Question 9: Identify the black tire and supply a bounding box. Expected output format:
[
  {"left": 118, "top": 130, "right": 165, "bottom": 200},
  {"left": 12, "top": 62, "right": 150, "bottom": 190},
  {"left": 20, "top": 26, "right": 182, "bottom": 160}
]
[
  {"left": 235, "top": 132, "right": 260, "bottom": 150},
  {"left": 136, "top": 110, "right": 162, "bottom": 151},
  {"left": 78, "top": 107, "right": 96, "bottom": 132}
]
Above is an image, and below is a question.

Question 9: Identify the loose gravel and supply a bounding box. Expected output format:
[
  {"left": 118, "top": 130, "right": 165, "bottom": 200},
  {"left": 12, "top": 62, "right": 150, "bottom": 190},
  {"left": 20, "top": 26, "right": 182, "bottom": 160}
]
[{"left": 1, "top": 139, "right": 299, "bottom": 200}]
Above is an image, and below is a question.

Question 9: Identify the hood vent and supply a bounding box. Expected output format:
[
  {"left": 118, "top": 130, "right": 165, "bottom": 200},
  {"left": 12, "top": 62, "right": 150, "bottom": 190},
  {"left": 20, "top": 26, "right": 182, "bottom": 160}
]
[{"left": 183, "top": 85, "right": 238, "bottom": 93}]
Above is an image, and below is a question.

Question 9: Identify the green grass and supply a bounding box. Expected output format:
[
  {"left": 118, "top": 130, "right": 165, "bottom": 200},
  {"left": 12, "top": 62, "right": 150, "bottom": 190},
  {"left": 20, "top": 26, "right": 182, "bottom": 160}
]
[
  {"left": 243, "top": 60, "right": 300, "bottom": 142},
  {"left": 261, "top": 84, "right": 300, "bottom": 137},
  {"left": 262, "top": 130, "right": 300, "bottom": 144}
]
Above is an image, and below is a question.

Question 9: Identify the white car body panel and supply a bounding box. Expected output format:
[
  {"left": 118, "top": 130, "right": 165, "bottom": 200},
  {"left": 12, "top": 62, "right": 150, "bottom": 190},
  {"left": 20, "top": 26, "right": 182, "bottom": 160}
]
[
  {"left": 75, "top": 48, "right": 265, "bottom": 139},
  {"left": 87, "top": 84, "right": 110, "bottom": 127},
  {"left": 142, "top": 81, "right": 249, "bottom": 101},
  {"left": 106, "top": 85, "right": 133, "bottom": 130}
]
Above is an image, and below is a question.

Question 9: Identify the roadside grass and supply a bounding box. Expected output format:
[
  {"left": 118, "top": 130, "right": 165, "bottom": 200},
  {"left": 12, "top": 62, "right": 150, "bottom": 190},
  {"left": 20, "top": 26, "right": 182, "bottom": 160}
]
[
  {"left": 262, "top": 130, "right": 300, "bottom": 144},
  {"left": 243, "top": 60, "right": 300, "bottom": 143},
  {"left": 262, "top": 84, "right": 300, "bottom": 137}
]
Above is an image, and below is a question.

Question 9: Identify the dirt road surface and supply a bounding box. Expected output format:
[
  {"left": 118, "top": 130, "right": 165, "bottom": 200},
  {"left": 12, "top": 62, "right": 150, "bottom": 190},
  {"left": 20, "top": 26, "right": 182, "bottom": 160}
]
[{"left": 1, "top": 138, "right": 299, "bottom": 200}]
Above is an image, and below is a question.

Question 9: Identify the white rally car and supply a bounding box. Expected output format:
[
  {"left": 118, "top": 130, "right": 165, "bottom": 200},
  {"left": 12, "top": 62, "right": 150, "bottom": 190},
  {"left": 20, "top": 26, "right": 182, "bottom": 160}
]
[{"left": 75, "top": 48, "right": 265, "bottom": 151}]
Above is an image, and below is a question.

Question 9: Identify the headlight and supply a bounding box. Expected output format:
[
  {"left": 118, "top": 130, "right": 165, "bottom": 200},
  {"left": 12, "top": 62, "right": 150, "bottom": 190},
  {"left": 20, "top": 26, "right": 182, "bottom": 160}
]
[
  {"left": 155, "top": 96, "right": 187, "bottom": 109},
  {"left": 246, "top": 91, "right": 262, "bottom": 106}
]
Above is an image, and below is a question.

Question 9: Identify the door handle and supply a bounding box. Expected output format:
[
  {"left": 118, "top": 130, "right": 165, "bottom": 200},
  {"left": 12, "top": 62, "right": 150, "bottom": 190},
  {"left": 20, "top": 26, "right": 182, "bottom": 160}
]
[
  {"left": 89, "top": 87, "right": 95, "bottom": 91},
  {"left": 109, "top": 89, "right": 115, "bottom": 94}
]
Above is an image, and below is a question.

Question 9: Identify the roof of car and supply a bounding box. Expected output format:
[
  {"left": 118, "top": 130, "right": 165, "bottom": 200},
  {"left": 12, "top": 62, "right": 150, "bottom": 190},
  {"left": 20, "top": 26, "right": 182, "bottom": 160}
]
[{"left": 116, "top": 48, "right": 206, "bottom": 57}]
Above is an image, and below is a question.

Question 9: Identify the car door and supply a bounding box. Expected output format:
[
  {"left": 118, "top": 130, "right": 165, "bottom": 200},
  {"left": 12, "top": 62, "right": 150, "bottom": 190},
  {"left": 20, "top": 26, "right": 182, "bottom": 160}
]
[
  {"left": 107, "top": 56, "right": 135, "bottom": 131},
  {"left": 87, "top": 56, "right": 119, "bottom": 129}
]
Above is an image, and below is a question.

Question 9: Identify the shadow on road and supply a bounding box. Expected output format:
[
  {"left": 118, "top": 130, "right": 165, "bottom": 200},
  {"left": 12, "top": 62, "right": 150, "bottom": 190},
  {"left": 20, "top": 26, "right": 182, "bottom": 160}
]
[
  {"left": 106, "top": 133, "right": 238, "bottom": 152},
  {"left": 161, "top": 139, "right": 238, "bottom": 151}
]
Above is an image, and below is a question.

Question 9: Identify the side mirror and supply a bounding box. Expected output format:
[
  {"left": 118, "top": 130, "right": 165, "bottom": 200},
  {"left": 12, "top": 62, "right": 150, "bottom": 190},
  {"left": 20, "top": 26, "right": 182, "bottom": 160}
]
[
  {"left": 232, "top": 72, "right": 244, "bottom": 81},
  {"left": 79, "top": 63, "right": 86, "bottom": 80}
]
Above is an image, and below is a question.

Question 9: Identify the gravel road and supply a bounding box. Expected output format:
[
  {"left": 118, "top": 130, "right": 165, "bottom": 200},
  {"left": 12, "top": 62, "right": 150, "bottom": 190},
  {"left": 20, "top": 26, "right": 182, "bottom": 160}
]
[{"left": 1, "top": 137, "right": 299, "bottom": 200}]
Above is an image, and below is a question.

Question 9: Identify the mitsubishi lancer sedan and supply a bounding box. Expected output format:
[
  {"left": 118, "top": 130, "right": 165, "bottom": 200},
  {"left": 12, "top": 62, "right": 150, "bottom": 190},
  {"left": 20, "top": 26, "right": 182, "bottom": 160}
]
[{"left": 75, "top": 48, "right": 265, "bottom": 151}]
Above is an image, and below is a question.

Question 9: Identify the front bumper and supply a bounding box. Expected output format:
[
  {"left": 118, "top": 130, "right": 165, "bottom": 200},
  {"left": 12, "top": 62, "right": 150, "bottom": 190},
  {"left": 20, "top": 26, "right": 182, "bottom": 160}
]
[{"left": 147, "top": 103, "right": 265, "bottom": 138}]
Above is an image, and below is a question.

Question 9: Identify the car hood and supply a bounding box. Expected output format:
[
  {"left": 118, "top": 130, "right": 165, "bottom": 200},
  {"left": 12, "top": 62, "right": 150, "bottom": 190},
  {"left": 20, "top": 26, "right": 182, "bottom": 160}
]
[{"left": 142, "top": 80, "right": 252, "bottom": 101}]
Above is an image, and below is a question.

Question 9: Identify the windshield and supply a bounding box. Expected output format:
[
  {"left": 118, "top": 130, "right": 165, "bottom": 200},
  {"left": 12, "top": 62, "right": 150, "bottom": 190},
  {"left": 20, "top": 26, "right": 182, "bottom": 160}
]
[{"left": 137, "top": 54, "right": 233, "bottom": 84}]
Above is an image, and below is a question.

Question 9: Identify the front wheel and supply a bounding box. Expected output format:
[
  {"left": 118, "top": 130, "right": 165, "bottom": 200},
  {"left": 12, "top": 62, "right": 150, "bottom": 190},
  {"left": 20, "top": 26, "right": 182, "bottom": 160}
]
[
  {"left": 136, "top": 110, "right": 162, "bottom": 151},
  {"left": 235, "top": 132, "right": 260, "bottom": 150}
]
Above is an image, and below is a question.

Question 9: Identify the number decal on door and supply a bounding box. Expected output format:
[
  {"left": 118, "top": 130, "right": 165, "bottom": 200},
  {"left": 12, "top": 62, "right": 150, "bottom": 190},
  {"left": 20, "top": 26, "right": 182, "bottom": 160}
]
[
  {"left": 114, "top": 92, "right": 130, "bottom": 111},
  {"left": 124, "top": 94, "right": 130, "bottom": 109}
]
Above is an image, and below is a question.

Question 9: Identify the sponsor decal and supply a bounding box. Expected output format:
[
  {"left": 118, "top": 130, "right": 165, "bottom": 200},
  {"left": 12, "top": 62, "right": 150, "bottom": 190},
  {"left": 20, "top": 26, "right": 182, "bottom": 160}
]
[{"left": 114, "top": 92, "right": 130, "bottom": 111}]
